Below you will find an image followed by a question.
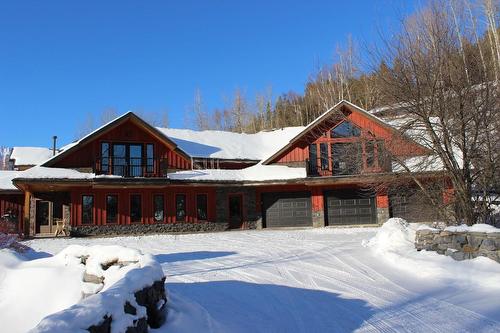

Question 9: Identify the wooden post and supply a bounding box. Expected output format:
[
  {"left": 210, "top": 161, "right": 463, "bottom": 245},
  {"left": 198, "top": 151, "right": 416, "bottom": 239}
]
[{"left": 23, "top": 190, "right": 31, "bottom": 237}]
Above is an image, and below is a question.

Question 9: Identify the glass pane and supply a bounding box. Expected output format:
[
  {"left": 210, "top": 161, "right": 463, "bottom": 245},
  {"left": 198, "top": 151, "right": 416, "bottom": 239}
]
[
  {"left": 309, "top": 144, "right": 317, "bottom": 174},
  {"left": 331, "top": 121, "right": 361, "bottom": 138},
  {"left": 366, "top": 141, "right": 375, "bottom": 168},
  {"left": 176, "top": 194, "right": 186, "bottom": 221},
  {"left": 106, "top": 195, "right": 118, "bottom": 223},
  {"left": 146, "top": 144, "right": 154, "bottom": 173},
  {"left": 229, "top": 196, "right": 241, "bottom": 218},
  {"left": 113, "top": 144, "right": 126, "bottom": 176},
  {"left": 129, "top": 144, "right": 143, "bottom": 177},
  {"left": 101, "top": 142, "right": 109, "bottom": 173},
  {"left": 332, "top": 143, "right": 361, "bottom": 175},
  {"left": 82, "top": 195, "right": 94, "bottom": 224},
  {"left": 196, "top": 194, "right": 208, "bottom": 220},
  {"left": 130, "top": 195, "right": 142, "bottom": 223},
  {"left": 153, "top": 195, "right": 164, "bottom": 222},
  {"left": 320, "top": 143, "right": 329, "bottom": 170},
  {"left": 37, "top": 201, "right": 49, "bottom": 226}
]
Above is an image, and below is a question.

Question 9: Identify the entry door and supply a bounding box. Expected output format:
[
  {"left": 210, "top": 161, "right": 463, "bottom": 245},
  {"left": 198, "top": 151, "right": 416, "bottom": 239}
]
[
  {"left": 228, "top": 195, "right": 243, "bottom": 229},
  {"left": 36, "top": 201, "right": 53, "bottom": 234}
]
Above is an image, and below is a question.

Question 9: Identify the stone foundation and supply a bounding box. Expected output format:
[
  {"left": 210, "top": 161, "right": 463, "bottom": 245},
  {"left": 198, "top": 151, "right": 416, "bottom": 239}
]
[
  {"left": 312, "top": 210, "right": 325, "bottom": 228},
  {"left": 376, "top": 208, "right": 389, "bottom": 225},
  {"left": 71, "top": 222, "right": 228, "bottom": 237},
  {"left": 416, "top": 228, "right": 500, "bottom": 263}
]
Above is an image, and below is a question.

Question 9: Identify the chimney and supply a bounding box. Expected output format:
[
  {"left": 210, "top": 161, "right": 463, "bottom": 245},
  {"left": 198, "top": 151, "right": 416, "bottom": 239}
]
[{"left": 52, "top": 136, "right": 57, "bottom": 156}]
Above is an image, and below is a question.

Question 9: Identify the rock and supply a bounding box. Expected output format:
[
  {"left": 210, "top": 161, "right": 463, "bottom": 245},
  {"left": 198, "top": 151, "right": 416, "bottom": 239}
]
[
  {"left": 88, "top": 315, "right": 112, "bottom": 333},
  {"left": 466, "top": 235, "right": 483, "bottom": 249},
  {"left": 83, "top": 272, "right": 104, "bottom": 284},
  {"left": 480, "top": 239, "right": 497, "bottom": 251},
  {"left": 450, "top": 251, "right": 466, "bottom": 261},
  {"left": 124, "top": 301, "right": 137, "bottom": 315},
  {"left": 134, "top": 278, "right": 167, "bottom": 329}
]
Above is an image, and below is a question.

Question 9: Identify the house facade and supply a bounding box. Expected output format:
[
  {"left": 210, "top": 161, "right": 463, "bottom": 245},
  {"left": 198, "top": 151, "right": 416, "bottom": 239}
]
[{"left": 1, "top": 101, "right": 446, "bottom": 237}]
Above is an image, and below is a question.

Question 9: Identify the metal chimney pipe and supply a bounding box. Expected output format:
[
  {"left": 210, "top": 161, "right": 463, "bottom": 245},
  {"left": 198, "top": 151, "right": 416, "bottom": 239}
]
[{"left": 52, "top": 136, "right": 57, "bottom": 156}]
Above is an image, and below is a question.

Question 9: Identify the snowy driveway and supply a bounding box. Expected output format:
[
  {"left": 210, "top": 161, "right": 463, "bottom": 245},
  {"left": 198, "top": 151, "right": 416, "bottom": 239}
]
[{"left": 26, "top": 228, "right": 500, "bottom": 333}]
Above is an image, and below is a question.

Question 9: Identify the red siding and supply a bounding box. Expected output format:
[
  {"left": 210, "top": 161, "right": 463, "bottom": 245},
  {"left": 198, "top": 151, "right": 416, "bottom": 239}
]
[
  {"left": 52, "top": 118, "right": 191, "bottom": 171},
  {"left": 0, "top": 193, "right": 25, "bottom": 232}
]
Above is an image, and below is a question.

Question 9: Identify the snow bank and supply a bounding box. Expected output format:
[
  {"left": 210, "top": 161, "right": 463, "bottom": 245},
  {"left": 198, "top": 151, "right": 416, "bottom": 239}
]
[
  {"left": 0, "top": 245, "right": 166, "bottom": 333},
  {"left": 445, "top": 223, "right": 500, "bottom": 234},
  {"left": 364, "top": 218, "right": 500, "bottom": 289}
]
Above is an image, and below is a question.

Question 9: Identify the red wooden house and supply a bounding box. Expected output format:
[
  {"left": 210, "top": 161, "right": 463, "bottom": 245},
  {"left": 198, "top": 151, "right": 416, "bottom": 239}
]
[{"left": 1, "top": 100, "right": 445, "bottom": 237}]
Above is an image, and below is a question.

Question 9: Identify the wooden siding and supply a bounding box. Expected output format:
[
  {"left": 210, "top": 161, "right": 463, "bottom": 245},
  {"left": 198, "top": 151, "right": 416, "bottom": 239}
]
[
  {"left": 69, "top": 186, "right": 216, "bottom": 226},
  {"left": 52, "top": 118, "right": 191, "bottom": 171},
  {"left": 0, "top": 193, "right": 25, "bottom": 231}
]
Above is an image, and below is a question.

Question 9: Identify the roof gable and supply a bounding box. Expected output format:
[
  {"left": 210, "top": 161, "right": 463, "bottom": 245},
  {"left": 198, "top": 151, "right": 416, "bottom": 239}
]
[
  {"left": 43, "top": 112, "right": 190, "bottom": 167},
  {"left": 262, "top": 100, "right": 428, "bottom": 165}
]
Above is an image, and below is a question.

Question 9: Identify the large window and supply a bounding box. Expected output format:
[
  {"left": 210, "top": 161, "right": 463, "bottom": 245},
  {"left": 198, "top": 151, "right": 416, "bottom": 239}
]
[
  {"left": 106, "top": 195, "right": 118, "bottom": 223},
  {"left": 113, "top": 144, "right": 126, "bottom": 176},
  {"left": 196, "top": 194, "right": 208, "bottom": 220},
  {"left": 101, "top": 142, "right": 110, "bottom": 173},
  {"left": 109, "top": 143, "right": 143, "bottom": 177},
  {"left": 153, "top": 194, "right": 164, "bottom": 223},
  {"left": 82, "top": 195, "right": 94, "bottom": 224},
  {"left": 130, "top": 194, "right": 142, "bottom": 223},
  {"left": 176, "top": 194, "right": 186, "bottom": 221},
  {"left": 146, "top": 144, "right": 154, "bottom": 173},
  {"left": 332, "top": 142, "right": 361, "bottom": 175},
  {"left": 366, "top": 141, "right": 375, "bottom": 168},
  {"left": 320, "top": 143, "right": 329, "bottom": 170},
  {"left": 309, "top": 144, "right": 317, "bottom": 174},
  {"left": 331, "top": 121, "right": 361, "bottom": 138}
]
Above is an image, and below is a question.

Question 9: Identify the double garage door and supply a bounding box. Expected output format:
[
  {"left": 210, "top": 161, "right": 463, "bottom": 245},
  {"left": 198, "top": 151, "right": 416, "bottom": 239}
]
[
  {"left": 262, "top": 192, "right": 312, "bottom": 228},
  {"left": 325, "top": 191, "right": 376, "bottom": 225},
  {"left": 261, "top": 190, "right": 377, "bottom": 228}
]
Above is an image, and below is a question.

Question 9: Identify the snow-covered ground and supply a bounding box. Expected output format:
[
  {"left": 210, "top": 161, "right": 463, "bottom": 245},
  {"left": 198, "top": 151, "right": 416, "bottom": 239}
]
[{"left": 1, "top": 224, "right": 495, "bottom": 333}]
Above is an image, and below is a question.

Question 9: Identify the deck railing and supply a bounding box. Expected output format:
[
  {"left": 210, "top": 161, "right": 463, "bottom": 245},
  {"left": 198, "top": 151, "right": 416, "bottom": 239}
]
[{"left": 94, "top": 157, "right": 169, "bottom": 177}]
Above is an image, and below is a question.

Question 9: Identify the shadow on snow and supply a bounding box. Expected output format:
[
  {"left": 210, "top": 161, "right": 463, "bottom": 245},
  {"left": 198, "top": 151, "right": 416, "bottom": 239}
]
[{"left": 154, "top": 251, "right": 236, "bottom": 264}]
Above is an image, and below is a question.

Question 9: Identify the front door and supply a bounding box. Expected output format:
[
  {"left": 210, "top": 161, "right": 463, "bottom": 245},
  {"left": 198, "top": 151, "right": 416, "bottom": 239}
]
[
  {"left": 36, "top": 200, "right": 53, "bottom": 234},
  {"left": 228, "top": 195, "right": 243, "bottom": 229}
]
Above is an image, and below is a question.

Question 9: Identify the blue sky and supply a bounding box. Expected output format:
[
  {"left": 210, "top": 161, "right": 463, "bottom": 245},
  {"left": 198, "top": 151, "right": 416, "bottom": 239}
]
[{"left": 0, "top": 0, "right": 417, "bottom": 147}]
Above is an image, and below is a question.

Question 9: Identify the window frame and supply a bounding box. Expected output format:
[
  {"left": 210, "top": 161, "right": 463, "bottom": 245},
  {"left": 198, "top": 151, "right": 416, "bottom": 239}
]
[
  {"left": 196, "top": 193, "right": 208, "bottom": 221},
  {"left": 105, "top": 194, "right": 119, "bottom": 224},
  {"left": 175, "top": 193, "right": 187, "bottom": 222},
  {"left": 129, "top": 193, "right": 143, "bottom": 223},
  {"left": 153, "top": 194, "right": 165, "bottom": 223},
  {"left": 81, "top": 194, "right": 94, "bottom": 225}
]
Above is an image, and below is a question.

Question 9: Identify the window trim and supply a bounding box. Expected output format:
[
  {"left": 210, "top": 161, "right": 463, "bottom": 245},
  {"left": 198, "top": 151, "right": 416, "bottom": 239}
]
[
  {"left": 175, "top": 193, "right": 187, "bottom": 222},
  {"left": 81, "top": 194, "right": 94, "bottom": 225},
  {"left": 129, "top": 193, "right": 143, "bottom": 224},
  {"left": 105, "top": 194, "right": 119, "bottom": 224},
  {"left": 196, "top": 193, "right": 208, "bottom": 221},
  {"left": 152, "top": 193, "right": 165, "bottom": 223}
]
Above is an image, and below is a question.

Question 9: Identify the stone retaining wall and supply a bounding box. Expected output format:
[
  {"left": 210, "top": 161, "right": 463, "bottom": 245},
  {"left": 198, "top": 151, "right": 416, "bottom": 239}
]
[
  {"left": 71, "top": 221, "right": 228, "bottom": 237},
  {"left": 415, "top": 228, "right": 500, "bottom": 263}
]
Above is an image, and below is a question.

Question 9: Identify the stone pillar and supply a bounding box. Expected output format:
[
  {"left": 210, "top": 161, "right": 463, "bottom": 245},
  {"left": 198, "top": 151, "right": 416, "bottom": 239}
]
[
  {"left": 29, "top": 196, "right": 36, "bottom": 236},
  {"left": 312, "top": 210, "right": 325, "bottom": 228},
  {"left": 376, "top": 208, "right": 390, "bottom": 225}
]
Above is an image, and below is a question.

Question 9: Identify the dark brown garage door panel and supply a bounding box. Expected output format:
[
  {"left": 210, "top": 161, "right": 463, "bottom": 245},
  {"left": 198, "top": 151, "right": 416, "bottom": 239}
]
[
  {"left": 262, "top": 192, "right": 312, "bottom": 228},
  {"left": 326, "top": 191, "right": 376, "bottom": 225}
]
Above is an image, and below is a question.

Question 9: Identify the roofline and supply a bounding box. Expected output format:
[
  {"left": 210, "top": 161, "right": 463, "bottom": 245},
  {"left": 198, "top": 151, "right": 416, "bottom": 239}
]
[
  {"left": 261, "top": 100, "right": 430, "bottom": 165},
  {"left": 42, "top": 112, "right": 192, "bottom": 167}
]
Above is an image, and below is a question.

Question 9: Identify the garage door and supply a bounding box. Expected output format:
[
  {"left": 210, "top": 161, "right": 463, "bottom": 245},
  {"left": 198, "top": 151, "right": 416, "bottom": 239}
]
[
  {"left": 325, "top": 191, "right": 376, "bottom": 225},
  {"left": 262, "top": 192, "right": 312, "bottom": 228}
]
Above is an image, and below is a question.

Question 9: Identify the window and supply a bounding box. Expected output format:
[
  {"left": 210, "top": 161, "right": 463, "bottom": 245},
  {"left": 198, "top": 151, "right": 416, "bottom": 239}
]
[
  {"left": 129, "top": 144, "right": 143, "bottom": 177},
  {"left": 331, "top": 121, "right": 361, "bottom": 138},
  {"left": 309, "top": 144, "right": 318, "bottom": 174},
  {"left": 176, "top": 194, "right": 186, "bottom": 221},
  {"left": 320, "top": 143, "right": 329, "bottom": 170},
  {"left": 377, "top": 140, "right": 387, "bottom": 170},
  {"left": 332, "top": 142, "right": 361, "bottom": 175},
  {"left": 113, "top": 144, "right": 126, "bottom": 176},
  {"left": 130, "top": 194, "right": 142, "bottom": 223},
  {"left": 146, "top": 144, "right": 154, "bottom": 173},
  {"left": 82, "top": 195, "right": 94, "bottom": 224},
  {"left": 106, "top": 195, "right": 118, "bottom": 223},
  {"left": 196, "top": 194, "right": 208, "bottom": 220},
  {"left": 366, "top": 141, "right": 375, "bottom": 168},
  {"left": 229, "top": 195, "right": 242, "bottom": 219},
  {"left": 153, "top": 194, "right": 164, "bottom": 223},
  {"left": 101, "top": 142, "right": 110, "bottom": 173}
]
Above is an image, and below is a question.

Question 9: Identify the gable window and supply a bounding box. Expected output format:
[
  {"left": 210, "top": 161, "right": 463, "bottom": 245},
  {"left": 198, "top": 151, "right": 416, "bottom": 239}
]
[
  {"left": 320, "top": 143, "right": 329, "bottom": 170},
  {"left": 82, "top": 195, "right": 94, "bottom": 224},
  {"left": 196, "top": 194, "right": 208, "bottom": 221},
  {"left": 130, "top": 194, "right": 142, "bottom": 223},
  {"left": 331, "top": 121, "right": 361, "bottom": 138},
  {"left": 309, "top": 144, "right": 317, "bottom": 174},
  {"left": 146, "top": 144, "right": 154, "bottom": 173},
  {"left": 106, "top": 195, "right": 118, "bottom": 223},
  {"left": 366, "top": 141, "right": 375, "bottom": 168},
  {"left": 332, "top": 142, "right": 361, "bottom": 175},
  {"left": 176, "top": 194, "right": 186, "bottom": 221},
  {"left": 153, "top": 194, "right": 164, "bottom": 223},
  {"left": 101, "top": 142, "right": 110, "bottom": 173}
]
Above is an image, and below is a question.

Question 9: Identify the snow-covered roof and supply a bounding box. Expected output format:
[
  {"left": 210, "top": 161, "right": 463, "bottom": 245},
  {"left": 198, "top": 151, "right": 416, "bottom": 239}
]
[
  {"left": 157, "top": 127, "right": 305, "bottom": 160},
  {"left": 9, "top": 147, "right": 54, "bottom": 166},
  {"left": 168, "top": 163, "right": 306, "bottom": 182},
  {"left": 0, "top": 171, "right": 23, "bottom": 191}
]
